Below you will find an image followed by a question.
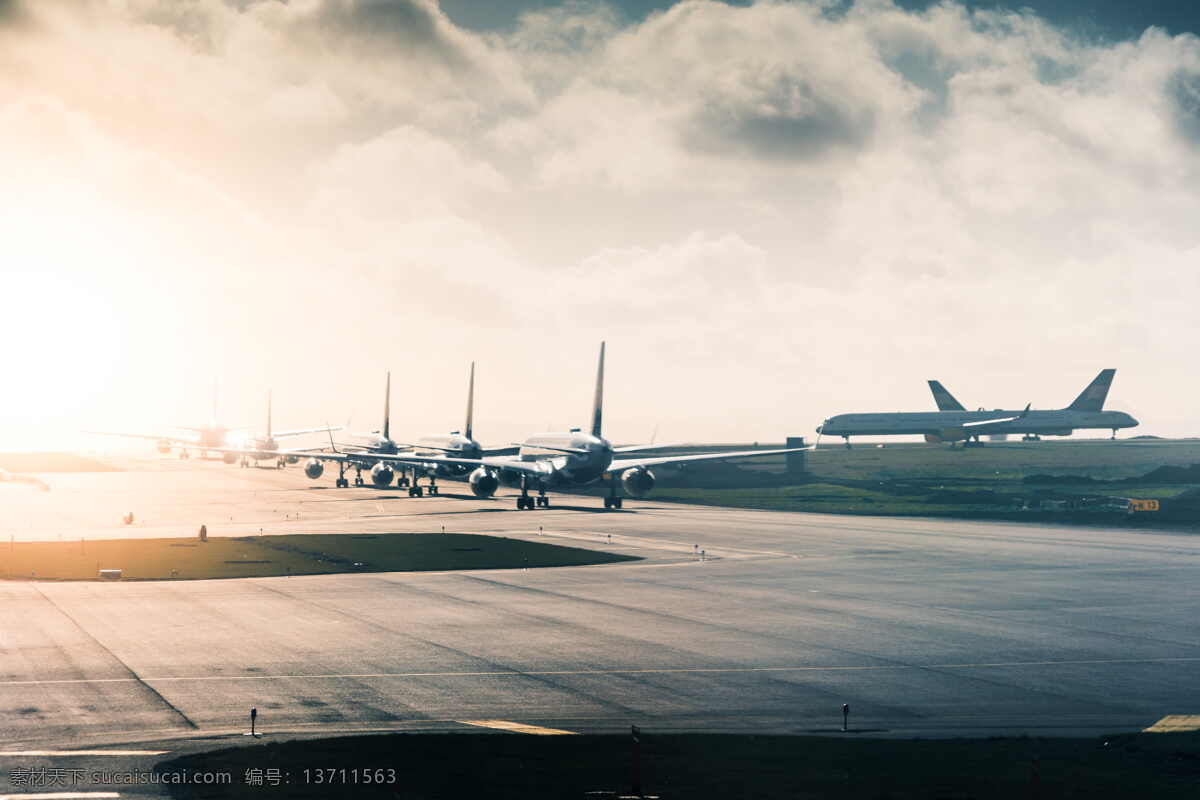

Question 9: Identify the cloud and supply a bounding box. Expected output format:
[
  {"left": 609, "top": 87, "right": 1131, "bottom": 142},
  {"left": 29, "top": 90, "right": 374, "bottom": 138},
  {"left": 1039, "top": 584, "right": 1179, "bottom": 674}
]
[{"left": 5, "top": 0, "right": 1200, "bottom": 442}]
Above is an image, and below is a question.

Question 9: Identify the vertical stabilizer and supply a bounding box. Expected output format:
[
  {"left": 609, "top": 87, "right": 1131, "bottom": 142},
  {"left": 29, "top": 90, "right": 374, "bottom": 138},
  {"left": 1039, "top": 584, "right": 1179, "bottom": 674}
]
[
  {"left": 928, "top": 380, "right": 966, "bottom": 411},
  {"left": 383, "top": 372, "right": 391, "bottom": 441},
  {"left": 465, "top": 362, "right": 475, "bottom": 441},
  {"left": 591, "top": 342, "right": 605, "bottom": 438},
  {"left": 1067, "top": 369, "right": 1116, "bottom": 412}
]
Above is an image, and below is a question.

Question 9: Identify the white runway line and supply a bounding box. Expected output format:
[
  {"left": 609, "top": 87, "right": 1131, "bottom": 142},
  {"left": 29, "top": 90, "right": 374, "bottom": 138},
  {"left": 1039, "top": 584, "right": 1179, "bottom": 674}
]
[{"left": 459, "top": 720, "right": 575, "bottom": 735}]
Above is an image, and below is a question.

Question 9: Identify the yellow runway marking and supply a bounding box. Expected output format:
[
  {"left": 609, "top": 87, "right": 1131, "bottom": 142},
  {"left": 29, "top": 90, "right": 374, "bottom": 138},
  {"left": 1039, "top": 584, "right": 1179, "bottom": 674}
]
[
  {"left": 1144, "top": 715, "right": 1200, "bottom": 732},
  {"left": 459, "top": 720, "right": 576, "bottom": 735},
  {"left": 0, "top": 750, "right": 166, "bottom": 757}
]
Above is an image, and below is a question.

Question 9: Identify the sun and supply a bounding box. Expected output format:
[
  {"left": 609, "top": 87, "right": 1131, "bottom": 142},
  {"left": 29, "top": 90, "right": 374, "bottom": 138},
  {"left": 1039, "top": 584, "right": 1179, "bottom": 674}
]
[{"left": 0, "top": 226, "right": 127, "bottom": 450}]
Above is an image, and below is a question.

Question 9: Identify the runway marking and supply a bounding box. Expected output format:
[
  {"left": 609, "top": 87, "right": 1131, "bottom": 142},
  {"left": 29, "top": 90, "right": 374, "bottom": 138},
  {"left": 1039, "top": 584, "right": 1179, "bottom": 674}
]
[
  {"left": 1, "top": 656, "right": 1198, "bottom": 687},
  {"left": 0, "top": 751, "right": 167, "bottom": 757},
  {"left": 459, "top": 720, "right": 575, "bottom": 735},
  {"left": 0, "top": 794, "right": 121, "bottom": 800},
  {"left": 1144, "top": 715, "right": 1200, "bottom": 732}
]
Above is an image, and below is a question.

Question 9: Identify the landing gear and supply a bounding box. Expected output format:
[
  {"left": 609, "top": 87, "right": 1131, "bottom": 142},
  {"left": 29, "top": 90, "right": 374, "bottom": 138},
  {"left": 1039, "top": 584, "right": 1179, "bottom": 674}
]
[
  {"left": 335, "top": 463, "right": 349, "bottom": 488},
  {"left": 276, "top": 458, "right": 285, "bottom": 469},
  {"left": 516, "top": 477, "right": 536, "bottom": 510},
  {"left": 1111, "top": 428, "right": 1118, "bottom": 440},
  {"left": 842, "top": 437, "right": 851, "bottom": 450},
  {"left": 179, "top": 449, "right": 190, "bottom": 460},
  {"left": 408, "top": 481, "right": 424, "bottom": 497},
  {"left": 1022, "top": 434, "right": 1042, "bottom": 442},
  {"left": 535, "top": 489, "right": 549, "bottom": 508},
  {"left": 428, "top": 476, "right": 440, "bottom": 496},
  {"left": 963, "top": 438, "right": 984, "bottom": 448},
  {"left": 397, "top": 470, "right": 410, "bottom": 488},
  {"left": 353, "top": 465, "right": 364, "bottom": 487},
  {"left": 240, "top": 458, "right": 249, "bottom": 468},
  {"left": 603, "top": 477, "right": 623, "bottom": 510}
]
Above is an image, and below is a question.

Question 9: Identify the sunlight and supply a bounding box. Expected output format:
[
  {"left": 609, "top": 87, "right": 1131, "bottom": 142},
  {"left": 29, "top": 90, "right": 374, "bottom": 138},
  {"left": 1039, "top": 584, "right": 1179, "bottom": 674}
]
[{"left": 1, "top": 212, "right": 126, "bottom": 449}]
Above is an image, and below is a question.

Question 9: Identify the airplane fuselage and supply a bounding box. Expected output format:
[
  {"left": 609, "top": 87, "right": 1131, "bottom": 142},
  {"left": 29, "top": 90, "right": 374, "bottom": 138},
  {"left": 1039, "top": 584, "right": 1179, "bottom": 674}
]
[
  {"left": 413, "top": 433, "right": 483, "bottom": 476},
  {"left": 511, "top": 432, "right": 614, "bottom": 487},
  {"left": 817, "top": 409, "right": 1138, "bottom": 441}
]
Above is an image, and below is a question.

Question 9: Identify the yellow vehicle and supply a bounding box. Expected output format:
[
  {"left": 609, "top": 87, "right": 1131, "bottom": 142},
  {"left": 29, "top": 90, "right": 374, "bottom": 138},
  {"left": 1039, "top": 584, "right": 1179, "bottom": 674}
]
[{"left": 1128, "top": 498, "right": 1160, "bottom": 512}]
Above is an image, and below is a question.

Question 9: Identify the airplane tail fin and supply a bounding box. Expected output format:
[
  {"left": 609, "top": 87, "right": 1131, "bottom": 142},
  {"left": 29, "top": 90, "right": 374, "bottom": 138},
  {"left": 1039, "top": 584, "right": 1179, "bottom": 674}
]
[
  {"left": 590, "top": 341, "right": 605, "bottom": 438},
  {"left": 1067, "top": 369, "right": 1115, "bottom": 412},
  {"left": 383, "top": 371, "right": 391, "bottom": 441},
  {"left": 928, "top": 380, "right": 965, "bottom": 411},
  {"left": 465, "top": 362, "right": 475, "bottom": 441}
]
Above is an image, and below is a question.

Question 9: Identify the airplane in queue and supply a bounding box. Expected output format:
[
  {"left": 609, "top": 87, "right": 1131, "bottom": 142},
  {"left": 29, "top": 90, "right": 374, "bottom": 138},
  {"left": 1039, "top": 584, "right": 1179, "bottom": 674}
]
[
  {"left": 208, "top": 391, "right": 342, "bottom": 468},
  {"left": 86, "top": 380, "right": 250, "bottom": 459},
  {"left": 294, "top": 364, "right": 514, "bottom": 494},
  {"left": 296, "top": 371, "right": 411, "bottom": 488},
  {"left": 349, "top": 342, "right": 810, "bottom": 511}
]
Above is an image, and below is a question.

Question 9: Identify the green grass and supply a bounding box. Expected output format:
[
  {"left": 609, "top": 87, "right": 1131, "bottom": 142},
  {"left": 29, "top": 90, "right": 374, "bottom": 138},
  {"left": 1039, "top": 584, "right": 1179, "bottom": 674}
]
[
  {"left": 0, "top": 533, "right": 637, "bottom": 581},
  {"left": 611, "top": 440, "right": 1200, "bottom": 524},
  {"left": 156, "top": 731, "right": 1200, "bottom": 799}
]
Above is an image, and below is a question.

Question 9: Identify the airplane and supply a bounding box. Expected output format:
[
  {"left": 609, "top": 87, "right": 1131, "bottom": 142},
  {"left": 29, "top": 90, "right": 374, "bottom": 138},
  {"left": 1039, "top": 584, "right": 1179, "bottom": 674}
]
[
  {"left": 291, "top": 364, "right": 513, "bottom": 494},
  {"left": 392, "top": 362, "right": 518, "bottom": 497},
  {"left": 294, "top": 372, "right": 413, "bottom": 489},
  {"left": 348, "top": 342, "right": 809, "bottom": 510},
  {"left": 86, "top": 380, "right": 249, "bottom": 459},
  {"left": 817, "top": 369, "right": 1138, "bottom": 448},
  {"left": 215, "top": 392, "right": 342, "bottom": 468}
]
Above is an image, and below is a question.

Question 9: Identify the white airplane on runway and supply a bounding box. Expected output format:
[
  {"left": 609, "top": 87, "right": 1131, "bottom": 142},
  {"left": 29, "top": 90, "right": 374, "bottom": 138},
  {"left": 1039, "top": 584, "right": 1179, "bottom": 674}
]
[
  {"left": 337, "top": 342, "right": 808, "bottom": 510},
  {"left": 296, "top": 364, "right": 514, "bottom": 493},
  {"left": 818, "top": 369, "right": 1137, "bottom": 448},
  {"left": 86, "top": 380, "right": 251, "bottom": 458},
  {"left": 213, "top": 392, "right": 342, "bottom": 468}
]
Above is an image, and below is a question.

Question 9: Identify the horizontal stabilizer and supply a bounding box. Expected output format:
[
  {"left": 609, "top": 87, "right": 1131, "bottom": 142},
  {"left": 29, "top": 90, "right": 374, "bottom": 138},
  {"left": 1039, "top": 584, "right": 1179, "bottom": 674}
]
[{"left": 1067, "top": 369, "right": 1115, "bottom": 412}]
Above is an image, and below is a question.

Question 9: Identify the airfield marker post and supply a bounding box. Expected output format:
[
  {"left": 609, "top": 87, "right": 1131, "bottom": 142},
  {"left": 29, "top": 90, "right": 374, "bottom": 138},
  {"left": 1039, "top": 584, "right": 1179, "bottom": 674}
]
[
  {"left": 842, "top": 703, "right": 849, "bottom": 732},
  {"left": 250, "top": 707, "right": 257, "bottom": 737},
  {"left": 630, "top": 724, "right": 642, "bottom": 798}
]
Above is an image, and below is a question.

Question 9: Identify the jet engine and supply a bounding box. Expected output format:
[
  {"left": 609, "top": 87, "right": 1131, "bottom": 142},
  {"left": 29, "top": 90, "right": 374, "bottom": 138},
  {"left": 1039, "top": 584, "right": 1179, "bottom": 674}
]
[
  {"left": 223, "top": 452, "right": 239, "bottom": 464},
  {"left": 469, "top": 467, "right": 499, "bottom": 498},
  {"left": 304, "top": 458, "right": 325, "bottom": 479},
  {"left": 621, "top": 467, "right": 656, "bottom": 497},
  {"left": 370, "top": 462, "right": 395, "bottom": 488},
  {"left": 157, "top": 439, "right": 172, "bottom": 454}
]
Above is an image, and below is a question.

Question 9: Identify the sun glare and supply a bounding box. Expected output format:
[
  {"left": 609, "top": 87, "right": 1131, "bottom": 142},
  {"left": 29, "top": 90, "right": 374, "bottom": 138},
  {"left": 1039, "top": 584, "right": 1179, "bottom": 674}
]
[{"left": 1, "top": 219, "right": 126, "bottom": 450}]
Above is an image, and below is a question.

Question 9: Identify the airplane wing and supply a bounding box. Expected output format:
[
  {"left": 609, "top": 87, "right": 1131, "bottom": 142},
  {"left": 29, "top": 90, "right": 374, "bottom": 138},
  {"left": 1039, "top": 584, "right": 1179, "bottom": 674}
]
[
  {"left": 84, "top": 430, "right": 200, "bottom": 445},
  {"left": 959, "top": 404, "right": 1031, "bottom": 430},
  {"left": 611, "top": 443, "right": 689, "bottom": 453},
  {"left": 272, "top": 425, "right": 344, "bottom": 439},
  {"left": 609, "top": 446, "right": 810, "bottom": 471}
]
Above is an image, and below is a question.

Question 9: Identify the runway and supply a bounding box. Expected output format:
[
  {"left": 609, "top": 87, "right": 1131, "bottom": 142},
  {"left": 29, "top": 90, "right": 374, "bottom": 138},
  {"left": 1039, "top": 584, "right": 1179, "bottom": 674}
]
[{"left": 2, "top": 457, "right": 1198, "bottom": 792}]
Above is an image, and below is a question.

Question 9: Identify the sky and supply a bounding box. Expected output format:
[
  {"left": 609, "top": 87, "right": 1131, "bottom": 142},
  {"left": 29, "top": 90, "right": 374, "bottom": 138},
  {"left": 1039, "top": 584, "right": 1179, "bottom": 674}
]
[{"left": 2, "top": 0, "right": 1199, "bottom": 451}]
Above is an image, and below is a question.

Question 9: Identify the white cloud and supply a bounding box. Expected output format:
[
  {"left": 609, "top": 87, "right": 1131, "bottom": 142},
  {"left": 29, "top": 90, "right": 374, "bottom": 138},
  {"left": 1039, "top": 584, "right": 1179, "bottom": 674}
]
[{"left": 3, "top": 0, "right": 1200, "bottom": 444}]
